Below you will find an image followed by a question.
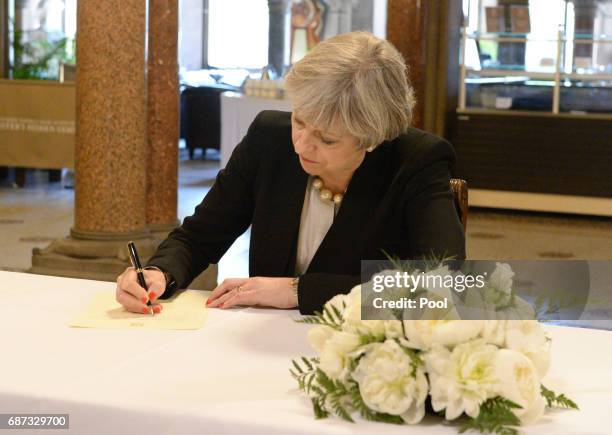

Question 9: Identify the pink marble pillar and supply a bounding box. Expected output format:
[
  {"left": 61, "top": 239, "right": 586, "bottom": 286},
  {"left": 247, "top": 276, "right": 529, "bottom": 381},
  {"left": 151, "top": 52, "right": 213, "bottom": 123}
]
[
  {"left": 146, "top": 0, "right": 179, "bottom": 232},
  {"left": 387, "top": 0, "right": 428, "bottom": 130},
  {"left": 30, "top": 0, "right": 216, "bottom": 290},
  {"left": 73, "top": 0, "right": 148, "bottom": 237},
  {"left": 30, "top": 0, "right": 154, "bottom": 281}
]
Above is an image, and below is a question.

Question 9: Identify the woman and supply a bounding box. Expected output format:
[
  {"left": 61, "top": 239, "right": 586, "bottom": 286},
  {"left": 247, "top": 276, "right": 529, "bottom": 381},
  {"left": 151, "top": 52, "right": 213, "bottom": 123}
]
[{"left": 115, "top": 32, "right": 465, "bottom": 315}]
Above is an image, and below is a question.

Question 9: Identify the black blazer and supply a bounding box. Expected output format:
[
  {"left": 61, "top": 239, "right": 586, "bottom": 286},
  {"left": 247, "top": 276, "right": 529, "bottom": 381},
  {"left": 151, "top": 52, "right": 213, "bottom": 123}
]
[{"left": 147, "top": 110, "right": 466, "bottom": 314}]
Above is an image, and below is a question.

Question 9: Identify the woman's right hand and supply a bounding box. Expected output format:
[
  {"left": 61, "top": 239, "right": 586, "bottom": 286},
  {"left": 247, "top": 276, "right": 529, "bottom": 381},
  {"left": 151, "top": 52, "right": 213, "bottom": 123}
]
[{"left": 115, "top": 267, "right": 166, "bottom": 314}]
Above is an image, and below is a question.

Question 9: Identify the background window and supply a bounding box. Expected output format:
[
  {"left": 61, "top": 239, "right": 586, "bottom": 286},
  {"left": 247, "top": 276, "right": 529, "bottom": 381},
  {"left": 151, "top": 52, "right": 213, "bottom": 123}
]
[{"left": 206, "top": 0, "right": 269, "bottom": 69}]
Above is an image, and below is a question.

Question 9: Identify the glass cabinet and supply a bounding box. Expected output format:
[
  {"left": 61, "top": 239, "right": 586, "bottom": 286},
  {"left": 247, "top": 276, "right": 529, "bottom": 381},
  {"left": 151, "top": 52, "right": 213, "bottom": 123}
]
[
  {"left": 459, "top": 0, "right": 612, "bottom": 115},
  {"left": 450, "top": 1, "right": 612, "bottom": 216}
]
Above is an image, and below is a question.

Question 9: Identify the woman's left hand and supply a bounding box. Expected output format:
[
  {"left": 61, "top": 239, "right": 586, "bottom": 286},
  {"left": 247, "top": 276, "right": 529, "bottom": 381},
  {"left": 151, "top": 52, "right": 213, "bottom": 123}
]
[{"left": 205, "top": 277, "right": 297, "bottom": 309}]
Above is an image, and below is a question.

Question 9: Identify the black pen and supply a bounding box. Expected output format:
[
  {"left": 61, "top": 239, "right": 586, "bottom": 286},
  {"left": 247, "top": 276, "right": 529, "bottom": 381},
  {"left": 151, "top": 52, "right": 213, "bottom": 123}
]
[{"left": 127, "top": 241, "right": 154, "bottom": 316}]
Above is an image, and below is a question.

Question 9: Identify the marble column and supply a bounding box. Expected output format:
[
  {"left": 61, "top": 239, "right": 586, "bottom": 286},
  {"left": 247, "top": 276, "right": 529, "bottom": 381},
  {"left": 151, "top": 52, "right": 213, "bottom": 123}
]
[
  {"left": 30, "top": 0, "right": 155, "bottom": 281},
  {"left": 145, "top": 0, "right": 215, "bottom": 290},
  {"left": 31, "top": 0, "right": 217, "bottom": 290},
  {"left": 387, "top": 0, "right": 427, "bottom": 129},
  {"left": 145, "top": 0, "right": 216, "bottom": 289},
  {"left": 147, "top": 0, "right": 179, "bottom": 234},
  {"left": 146, "top": 0, "right": 216, "bottom": 291},
  {"left": 74, "top": 0, "right": 148, "bottom": 236}
]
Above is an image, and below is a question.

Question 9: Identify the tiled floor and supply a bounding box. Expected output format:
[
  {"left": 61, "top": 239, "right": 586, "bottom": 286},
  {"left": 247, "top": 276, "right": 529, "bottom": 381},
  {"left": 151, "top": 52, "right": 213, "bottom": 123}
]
[
  {"left": 467, "top": 209, "right": 612, "bottom": 260},
  {"left": 1, "top": 155, "right": 612, "bottom": 281}
]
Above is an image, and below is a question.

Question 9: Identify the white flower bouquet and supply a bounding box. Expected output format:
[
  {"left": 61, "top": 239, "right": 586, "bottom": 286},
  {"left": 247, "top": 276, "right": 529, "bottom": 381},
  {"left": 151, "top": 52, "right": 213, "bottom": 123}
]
[{"left": 291, "top": 284, "right": 578, "bottom": 434}]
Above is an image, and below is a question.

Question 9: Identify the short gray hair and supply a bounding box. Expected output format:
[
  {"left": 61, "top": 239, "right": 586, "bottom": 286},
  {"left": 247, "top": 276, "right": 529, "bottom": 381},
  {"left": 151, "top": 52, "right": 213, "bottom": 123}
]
[{"left": 284, "top": 31, "right": 415, "bottom": 150}]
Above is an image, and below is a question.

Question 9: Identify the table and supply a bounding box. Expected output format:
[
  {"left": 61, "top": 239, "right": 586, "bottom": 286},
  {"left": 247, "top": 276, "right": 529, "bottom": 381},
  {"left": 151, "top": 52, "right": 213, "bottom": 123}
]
[
  {"left": 1, "top": 271, "right": 611, "bottom": 434},
  {"left": 220, "top": 92, "right": 292, "bottom": 168}
]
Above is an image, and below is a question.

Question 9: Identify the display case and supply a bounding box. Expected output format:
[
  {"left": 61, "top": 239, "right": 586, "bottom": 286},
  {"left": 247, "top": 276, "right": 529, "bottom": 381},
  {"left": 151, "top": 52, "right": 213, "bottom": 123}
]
[{"left": 449, "top": 0, "right": 612, "bottom": 216}]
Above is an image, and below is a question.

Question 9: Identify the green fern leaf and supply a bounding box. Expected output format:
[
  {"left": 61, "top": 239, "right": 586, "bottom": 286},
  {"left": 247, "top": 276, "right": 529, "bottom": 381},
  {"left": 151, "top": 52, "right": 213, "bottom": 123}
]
[
  {"left": 541, "top": 384, "right": 579, "bottom": 410},
  {"left": 460, "top": 397, "right": 522, "bottom": 435}
]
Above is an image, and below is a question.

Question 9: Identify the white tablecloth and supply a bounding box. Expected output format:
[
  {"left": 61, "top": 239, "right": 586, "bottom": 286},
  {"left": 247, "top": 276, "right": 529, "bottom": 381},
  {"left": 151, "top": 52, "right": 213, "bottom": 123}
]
[{"left": 1, "top": 271, "right": 611, "bottom": 435}]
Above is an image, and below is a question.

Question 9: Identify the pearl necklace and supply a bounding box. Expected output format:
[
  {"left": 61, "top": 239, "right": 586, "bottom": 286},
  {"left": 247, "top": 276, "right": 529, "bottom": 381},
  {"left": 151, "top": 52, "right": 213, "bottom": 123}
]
[{"left": 312, "top": 176, "right": 344, "bottom": 205}]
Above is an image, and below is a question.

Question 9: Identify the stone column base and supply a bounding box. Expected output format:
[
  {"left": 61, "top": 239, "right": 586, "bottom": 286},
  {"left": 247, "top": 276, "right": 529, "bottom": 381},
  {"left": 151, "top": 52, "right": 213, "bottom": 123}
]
[
  {"left": 29, "top": 230, "right": 218, "bottom": 291},
  {"left": 148, "top": 220, "right": 181, "bottom": 240}
]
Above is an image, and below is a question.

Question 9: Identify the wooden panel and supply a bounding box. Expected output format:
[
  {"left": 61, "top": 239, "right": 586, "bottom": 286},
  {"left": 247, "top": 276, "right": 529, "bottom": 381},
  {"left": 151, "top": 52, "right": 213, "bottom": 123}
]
[
  {"left": 387, "top": 0, "right": 463, "bottom": 136},
  {"left": 0, "top": 79, "right": 75, "bottom": 168},
  {"left": 449, "top": 113, "right": 612, "bottom": 198}
]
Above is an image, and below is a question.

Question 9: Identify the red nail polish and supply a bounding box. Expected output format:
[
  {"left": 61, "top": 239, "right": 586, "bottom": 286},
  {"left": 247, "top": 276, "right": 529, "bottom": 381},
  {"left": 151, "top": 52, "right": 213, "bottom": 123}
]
[
  {"left": 153, "top": 306, "right": 161, "bottom": 314},
  {"left": 149, "top": 292, "right": 157, "bottom": 301},
  {"left": 142, "top": 307, "right": 149, "bottom": 314},
  {"left": 141, "top": 296, "right": 148, "bottom": 304}
]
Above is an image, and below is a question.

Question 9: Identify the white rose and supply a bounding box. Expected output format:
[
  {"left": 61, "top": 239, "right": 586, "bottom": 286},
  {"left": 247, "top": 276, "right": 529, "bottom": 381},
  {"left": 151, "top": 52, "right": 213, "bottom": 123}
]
[
  {"left": 493, "top": 349, "right": 546, "bottom": 424},
  {"left": 341, "top": 285, "right": 362, "bottom": 316},
  {"left": 464, "top": 263, "right": 514, "bottom": 315},
  {"left": 424, "top": 339, "right": 499, "bottom": 419},
  {"left": 307, "top": 325, "right": 335, "bottom": 353},
  {"left": 383, "top": 320, "right": 404, "bottom": 338},
  {"left": 343, "top": 304, "right": 387, "bottom": 338},
  {"left": 323, "top": 292, "right": 350, "bottom": 319},
  {"left": 490, "top": 262, "right": 514, "bottom": 295},
  {"left": 342, "top": 286, "right": 388, "bottom": 339},
  {"left": 403, "top": 320, "right": 483, "bottom": 350},
  {"left": 318, "top": 331, "right": 361, "bottom": 381},
  {"left": 352, "top": 339, "right": 428, "bottom": 423},
  {"left": 481, "top": 320, "right": 507, "bottom": 346},
  {"left": 504, "top": 320, "right": 551, "bottom": 378},
  {"left": 347, "top": 284, "right": 362, "bottom": 300}
]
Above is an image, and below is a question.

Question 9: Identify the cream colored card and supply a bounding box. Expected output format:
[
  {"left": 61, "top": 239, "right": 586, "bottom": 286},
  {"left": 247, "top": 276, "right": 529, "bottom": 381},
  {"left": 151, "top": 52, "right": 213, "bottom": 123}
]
[{"left": 69, "top": 290, "right": 208, "bottom": 330}]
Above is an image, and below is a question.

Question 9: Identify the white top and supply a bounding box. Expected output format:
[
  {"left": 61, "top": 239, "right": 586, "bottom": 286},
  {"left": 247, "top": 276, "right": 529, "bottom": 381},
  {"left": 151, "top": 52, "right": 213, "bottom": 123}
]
[
  {"left": 1, "top": 270, "right": 611, "bottom": 435},
  {"left": 295, "top": 177, "right": 339, "bottom": 275}
]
